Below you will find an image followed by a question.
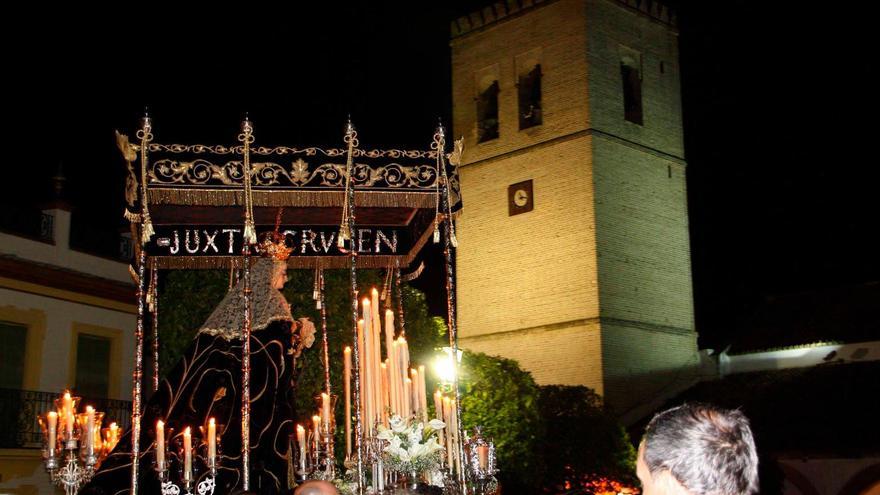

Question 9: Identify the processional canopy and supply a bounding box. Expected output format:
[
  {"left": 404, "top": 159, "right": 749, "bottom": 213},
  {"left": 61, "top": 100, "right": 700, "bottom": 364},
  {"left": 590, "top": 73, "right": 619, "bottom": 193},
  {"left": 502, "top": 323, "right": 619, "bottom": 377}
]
[{"left": 119, "top": 120, "right": 462, "bottom": 270}]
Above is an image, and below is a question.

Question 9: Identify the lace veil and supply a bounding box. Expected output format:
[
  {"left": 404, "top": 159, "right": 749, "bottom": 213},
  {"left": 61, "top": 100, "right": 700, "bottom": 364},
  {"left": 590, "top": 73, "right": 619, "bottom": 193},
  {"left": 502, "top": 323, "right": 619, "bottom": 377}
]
[{"left": 198, "top": 258, "right": 292, "bottom": 340}]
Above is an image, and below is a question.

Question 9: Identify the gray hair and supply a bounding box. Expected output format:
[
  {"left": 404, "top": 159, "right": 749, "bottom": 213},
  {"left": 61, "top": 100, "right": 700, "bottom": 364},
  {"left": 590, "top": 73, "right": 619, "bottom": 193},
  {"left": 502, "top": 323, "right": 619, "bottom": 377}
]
[{"left": 643, "top": 403, "right": 759, "bottom": 495}]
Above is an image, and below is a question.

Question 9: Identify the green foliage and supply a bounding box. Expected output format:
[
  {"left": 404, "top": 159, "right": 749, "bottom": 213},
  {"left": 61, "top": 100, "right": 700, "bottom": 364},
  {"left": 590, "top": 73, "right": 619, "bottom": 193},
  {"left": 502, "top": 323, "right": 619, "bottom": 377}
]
[
  {"left": 458, "top": 351, "right": 545, "bottom": 492},
  {"left": 156, "top": 270, "right": 229, "bottom": 374},
  {"left": 537, "top": 385, "right": 638, "bottom": 491}
]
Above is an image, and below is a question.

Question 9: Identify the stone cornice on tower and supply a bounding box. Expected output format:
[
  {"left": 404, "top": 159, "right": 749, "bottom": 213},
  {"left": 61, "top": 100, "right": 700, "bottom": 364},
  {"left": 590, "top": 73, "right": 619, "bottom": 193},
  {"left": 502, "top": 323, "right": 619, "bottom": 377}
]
[{"left": 450, "top": 0, "right": 677, "bottom": 40}]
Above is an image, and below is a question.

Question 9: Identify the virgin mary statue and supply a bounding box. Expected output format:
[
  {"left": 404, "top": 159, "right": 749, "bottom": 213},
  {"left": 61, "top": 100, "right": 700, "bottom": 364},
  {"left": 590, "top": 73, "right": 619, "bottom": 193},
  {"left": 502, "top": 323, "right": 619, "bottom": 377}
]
[{"left": 82, "top": 251, "right": 314, "bottom": 495}]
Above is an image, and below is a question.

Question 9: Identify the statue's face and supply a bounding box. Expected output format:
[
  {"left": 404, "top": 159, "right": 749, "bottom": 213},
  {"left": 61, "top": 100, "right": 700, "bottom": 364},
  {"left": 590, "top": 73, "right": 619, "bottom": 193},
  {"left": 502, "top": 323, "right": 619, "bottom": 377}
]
[{"left": 272, "top": 262, "right": 288, "bottom": 289}]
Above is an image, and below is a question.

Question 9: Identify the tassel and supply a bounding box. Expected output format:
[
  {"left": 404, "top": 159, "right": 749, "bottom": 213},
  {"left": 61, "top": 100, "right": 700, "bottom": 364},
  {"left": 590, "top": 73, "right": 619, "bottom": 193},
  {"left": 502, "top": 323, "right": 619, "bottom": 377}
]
[
  {"left": 316, "top": 300, "right": 322, "bottom": 310},
  {"left": 433, "top": 222, "right": 440, "bottom": 244},
  {"left": 141, "top": 216, "right": 155, "bottom": 245},
  {"left": 451, "top": 231, "right": 459, "bottom": 248},
  {"left": 243, "top": 221, "right": 256, "bottom": 245},
  {"left": 337, "top": 226, "right": 349, "bottom": 248},
  {"left": 123, "top": 209, "right": 141, "bottom": 222}
]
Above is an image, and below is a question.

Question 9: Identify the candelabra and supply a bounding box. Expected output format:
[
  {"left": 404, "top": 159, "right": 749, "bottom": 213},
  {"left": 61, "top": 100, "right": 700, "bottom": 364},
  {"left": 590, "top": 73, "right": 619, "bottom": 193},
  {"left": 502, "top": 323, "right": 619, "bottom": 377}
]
[
  {"left": 153, "top": 422, "right": 219, "bottom": 495},
  {"left": 38, "top": 391, "right": 120, "bottom": 495}
]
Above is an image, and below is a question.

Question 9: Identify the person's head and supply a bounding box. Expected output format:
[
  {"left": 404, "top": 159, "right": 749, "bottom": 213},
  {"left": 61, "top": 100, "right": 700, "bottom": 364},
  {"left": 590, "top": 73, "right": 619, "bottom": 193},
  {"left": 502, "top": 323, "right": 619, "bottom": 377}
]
[
  {"left": 637, "top": 403, "right": 758, "bottom": 495},
  {"left": 293, "top": 480, "right": 339, "bottom": 495},
  {"left": 271, "top": 260, "right": 289, "bottom": 289}
]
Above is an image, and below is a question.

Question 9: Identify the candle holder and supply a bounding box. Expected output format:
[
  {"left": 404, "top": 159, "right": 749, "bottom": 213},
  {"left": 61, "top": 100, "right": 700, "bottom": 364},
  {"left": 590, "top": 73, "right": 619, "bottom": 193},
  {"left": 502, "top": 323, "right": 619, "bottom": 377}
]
[
  {"left": 37, "top": 412, "right": 60, "bottom": 471},
  {"left": 54, "top": 394, "right": 82, "bottom": 448},
  {"left": 464, "top": 427, "right": 499, "bottom": 495},
  {"left": 312, "top": 394, "right": 338, "bottom": 480},
  {"left": 153, "top": 426, "right": 218, "bottom": 495},
  {"left": 37, "top": 392, "right": 114, "bottom": 495},
  {"left": 365, "top": 435, "right": 388, "bottom": 492},
  {"left": 76, "top": 410, "right": 105, "bottom": 468},
  {"left": 293, "top": 432, "right": 313, "bottom": 484},
  {"left": 102, "top": 422, "right": 121, "bottom": 454}
]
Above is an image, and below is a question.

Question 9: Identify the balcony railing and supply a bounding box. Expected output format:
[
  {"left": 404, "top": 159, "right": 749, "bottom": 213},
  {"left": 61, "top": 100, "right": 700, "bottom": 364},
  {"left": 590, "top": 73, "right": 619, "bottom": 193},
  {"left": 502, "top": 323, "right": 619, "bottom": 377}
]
[{"left": 0, "top": 387, "right": 132, "bottom": 449}]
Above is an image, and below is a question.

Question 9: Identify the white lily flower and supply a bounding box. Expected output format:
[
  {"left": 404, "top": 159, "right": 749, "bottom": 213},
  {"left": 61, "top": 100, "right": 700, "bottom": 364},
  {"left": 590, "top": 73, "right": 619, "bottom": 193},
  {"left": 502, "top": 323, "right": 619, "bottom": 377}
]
[
  {"left": 408, "top": 442, "right": 428, "bottom": 459},
  {"left": 428, "top": 419, "right": 446, "bottom": 430},
  {"left": 407, "top": 423, "right": 424, "bottom": 444},
  {"left": 424, "top": 437, "right": 443, "bottom": 453},
  {"left": 389, "top": 415, "right": 407, "bottom": 433},
  {"left": 397, "top": 447, "right": 411, "bottom": 462},
  {"left": 376, "top": 426, "right": 394, "bottom": 440}
]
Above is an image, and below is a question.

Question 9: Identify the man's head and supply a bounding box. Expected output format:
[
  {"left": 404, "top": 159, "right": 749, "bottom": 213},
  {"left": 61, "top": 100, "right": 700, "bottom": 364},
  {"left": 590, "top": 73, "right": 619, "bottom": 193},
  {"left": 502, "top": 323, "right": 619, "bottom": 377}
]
[
  {"left": 637, "top": 403, "right": 758, "bottom": 495},
  {"left": 293, "top": 480, "right": 339, "bottom": 495}
]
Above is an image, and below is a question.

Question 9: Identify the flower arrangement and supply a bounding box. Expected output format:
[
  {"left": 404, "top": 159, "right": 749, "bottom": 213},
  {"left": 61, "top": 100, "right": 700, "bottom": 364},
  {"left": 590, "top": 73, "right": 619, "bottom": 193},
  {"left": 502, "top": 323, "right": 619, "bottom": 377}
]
[{"left": 376, "top": 415, "right": 446, "bottom": 474}]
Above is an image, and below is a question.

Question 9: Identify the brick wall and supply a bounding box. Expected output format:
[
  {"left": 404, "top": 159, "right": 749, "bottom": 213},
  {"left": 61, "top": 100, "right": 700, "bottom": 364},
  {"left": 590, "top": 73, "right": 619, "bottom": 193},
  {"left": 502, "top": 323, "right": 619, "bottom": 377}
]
[
  {"left": 460, "top": 319, "right": 604, "bottom": 393},
  {"left": 456, "top": 136, "right": 599, "bottom": 338},
  {"left": 592, "top": 137, "right": 694, "bottom": 331},
  {"left": 585, "top": 0, "right": 684, "bottom": 157},
  {"left": 451, "top": 0, "right": 590, "bottom": 163}
]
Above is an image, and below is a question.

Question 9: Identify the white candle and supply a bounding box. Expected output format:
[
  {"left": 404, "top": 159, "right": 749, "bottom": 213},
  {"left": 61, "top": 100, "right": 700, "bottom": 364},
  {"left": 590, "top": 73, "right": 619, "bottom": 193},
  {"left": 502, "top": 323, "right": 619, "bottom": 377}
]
[
  {"left": 321, "top": 393, "right": 331, "bottom": 430},
  {"left": 296, "top": 424, "right": 307, "bottom": 471},
  {"left": 107, "top": 422, "right": 119, "bottom": 451},
  {"left": 47, "top": 411, "right": 57, "bottom": 453},
  {"left": 156, "top": 420, "right": 165, "bottom": 467},
  {"left": 390, "top": 340, "right": 400, "bottom": 414},
  {"left": 434, "top": 391, "right": 443, "bottom": 421},
  {"left": 410, "top": 368, "right": 420, "bottom": 415},
  {"left": 418, "top": 365, "right": 428, "bottom": 422},
  {"left": 63, "top": 392, "right": 74, "bottom": 440},
  {"left": 312, "top": 415, "right": 321, "bottom": 450},
  {"left": 380, "top": 361, "right": 389, "bottom": 425},
  {"left": 357, "top": 318, "right": 370, "bottom": 432},
  {"left": 183, "top": 426, "right": 192, "bottom": 481},
  {"left": 85, "top": 406, "right": 95, "bottom": 454},
  {"left": 362, "top": 297, "right": 377, "bottom": 433},
  {"left": 371, "top": 288, "right": 380, "bottom": 325},
  {"left": 397, "top": 337, "right": 410, "bottom": 417},
  {"left": 443, "top": 397, "right": 453, "bottom": 469},
  {"left": 477, "top": 445, "right": 489, "bottom": 470},
  {"left": 371, "top": 297, "right": 382, "bottom": 426},
  {"left": 384, "top": 309, "right": 398, "bottom": 415},
  {"left": 403, "top": 377, "right": 412, "bottom": 420},
  {"left": 207, "top": 418, "right": 216, "bottom": 463},
  {"left": 451, "top": 400, "right": 461, "bottom": 476},
  {"left": 344, "top": 346, "right": 352, "bottom": 457}
]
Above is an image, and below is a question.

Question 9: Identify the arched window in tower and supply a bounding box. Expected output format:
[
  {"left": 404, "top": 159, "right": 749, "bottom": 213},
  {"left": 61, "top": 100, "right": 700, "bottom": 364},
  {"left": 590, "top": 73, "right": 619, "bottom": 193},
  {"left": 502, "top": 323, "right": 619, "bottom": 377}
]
[
  {"left": 477, "top": 80, "right": 500, "bottom": 142},
  {"left": 518, "top": 64, "right": 543, "bottom": 129},
  {"left": 620, "top": 47, "right": 643, "bottom": 125}
]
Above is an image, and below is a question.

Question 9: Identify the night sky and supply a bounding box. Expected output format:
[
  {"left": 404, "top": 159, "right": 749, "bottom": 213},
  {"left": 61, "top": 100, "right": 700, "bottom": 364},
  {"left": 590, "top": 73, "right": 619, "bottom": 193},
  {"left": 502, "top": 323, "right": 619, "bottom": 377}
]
[{"left": 4, "top": 2, "right": 877, "bottom": 351}]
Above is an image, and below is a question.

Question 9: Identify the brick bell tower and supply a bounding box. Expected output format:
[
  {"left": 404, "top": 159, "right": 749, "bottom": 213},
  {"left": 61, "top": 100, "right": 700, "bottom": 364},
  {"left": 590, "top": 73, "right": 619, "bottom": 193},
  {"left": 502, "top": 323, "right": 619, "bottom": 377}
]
[{"left": 450, "top": 0, "right": 699, "bottom": 419}]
